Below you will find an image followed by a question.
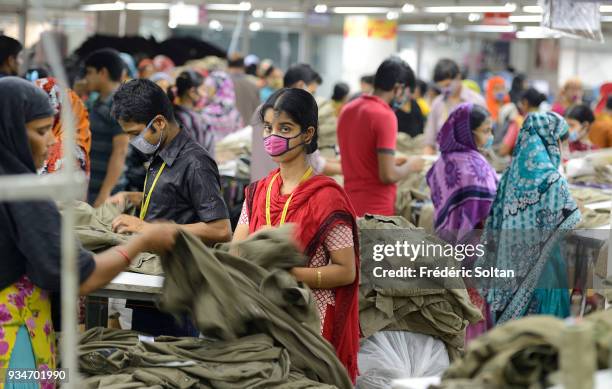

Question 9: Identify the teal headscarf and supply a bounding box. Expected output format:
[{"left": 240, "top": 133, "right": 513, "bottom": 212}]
[{"left": 480, "top": 111, "right": 580, "bottom": 323}]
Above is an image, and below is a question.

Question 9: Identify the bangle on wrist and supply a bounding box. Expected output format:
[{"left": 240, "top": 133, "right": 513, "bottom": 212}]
[
  {"left": 316, "top": 270, "right": 322, "bottom": 288},
  {"left": 115, "top": 247, "right": 131, "bottom": 266}
]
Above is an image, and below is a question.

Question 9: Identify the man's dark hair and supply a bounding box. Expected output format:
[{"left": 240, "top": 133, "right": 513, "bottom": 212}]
[
  {"left": 111, "top": 78, "right": 175, "bottom": 124},
  {"left": 283, "top": 63, "right": 316, "bottom": 88},
  {"left": 415, "top": 79, "right": 428, "bottom": 95},
  {"left": 607, "top": 95, "right": 612, "bottom": 111},
  {"left": 260, "top": 88, "right": 318, "bottom": 154},
  {"left": 360, "top": 74, "right": 374, "bottom": 85},
  {"left": 0, "top": 35, "right": 22, "bottom": 65},
  {"left": 566, "top": 104, "right": 595, "bottom": 124},
  {"left": 331, "top": 82, "right": 350, "bottom": 102},
  {"left": 228, "top": 54, "right": 245, "bottom": 68},
  {"left": 433, "top": 58, "right": 460, "bottom": 83},
  {"left": 373, "top": 57, "right": 415, "bottom": 92},
  {"left": 312, "top": 72, "right": 323, "bottom": 85},
  {"left": 84, "top": 48, "right": 125, "bottom": 82}
]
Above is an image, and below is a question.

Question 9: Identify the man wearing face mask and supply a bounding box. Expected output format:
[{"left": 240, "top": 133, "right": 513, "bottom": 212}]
[
  {"left": 423, "top": 59, "right": 486, "bottom": 155},
  {"left": 337, "top": 58, "right": 424, "bottom": 217},
  {"left": 106, "top": 79, "right": 231, "bottom": 336}
]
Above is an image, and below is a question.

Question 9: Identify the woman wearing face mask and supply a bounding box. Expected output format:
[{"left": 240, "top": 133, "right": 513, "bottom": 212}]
[
  {"left": 485, "top": 76, "right": 509, "bottom": 128},
  {"left": 168, "top": 70, "right": 214, "bottom": 154},
  {"left": 552, "top": 78, "right": 583, "bottom": 116},
  {"left": 259, "top": 65, "right": 284, "bottom": 103},
  {"left": 426, "top": 103, "right": 497, "bottom": 342},
  {"left": 0, "top": 77, "right": 177, "bottom": 382},
  {"left": 201, "top": 70, "right": 244, "bottom": 144},
  {"left": 499, "top": 88, "right": 547, "bottom": 157},
  {"left": 565, "top": 104, "right": 598, "bottom": 152},
  {"left": 232, "top": 88, "right": 360, "bottom": 382},
  {"left": 479, "top": 112, "right": 579, "bottom": 324}
]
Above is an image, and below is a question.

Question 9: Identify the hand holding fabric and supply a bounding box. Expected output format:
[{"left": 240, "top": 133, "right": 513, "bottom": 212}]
[{"left": 112, "top": 214, "right": 146, "bottom": 234}]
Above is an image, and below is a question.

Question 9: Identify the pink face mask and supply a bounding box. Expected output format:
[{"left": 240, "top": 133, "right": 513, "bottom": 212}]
[{"left": 263, "top": 133, "right": 304, "bottom": 157}]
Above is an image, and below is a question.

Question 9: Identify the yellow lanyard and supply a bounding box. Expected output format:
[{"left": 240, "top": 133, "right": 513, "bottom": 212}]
[
  {"left": 139, "top": 161, "right": 167, "bottom": 220},
  {"left": 266, "top": 166, "right": 313, "bottom": 226}
]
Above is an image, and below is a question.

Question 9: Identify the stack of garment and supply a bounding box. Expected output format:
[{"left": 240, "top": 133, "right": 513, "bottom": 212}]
[
  {"left": 438, "top": 310, "right": 612, "bottom": 389},
  {"left": 394, "top": 160, "right": 434, "bottom": 234},
  {"left": 569, "top": 164, "right": 612, "bottom": 189},
  {"left": 358, "top": 215, "right": 483, "bottom": 361},
  {"left": 396, "top": 132, "right": 424, "bottom": 156},
  {"left": 79, "top": 328, "right": 338, "bottom": 388},
  {"left": 78, "top": 226, "right": 352, "bottom": 388},
  {"left": 214, "top": 126, "right": 252, "bottom": 164},
  {"left": 60, "top": 201, "right": 162, "bottom": 275},
  {"left": 569, "top": 186, "right": 612, "bottom": 228}
]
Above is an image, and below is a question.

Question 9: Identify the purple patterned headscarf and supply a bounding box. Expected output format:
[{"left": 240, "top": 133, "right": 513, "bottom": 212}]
[
  {"left": 201, "top": 71, "right": 244, "bottom": 142},
  {"left": 426, "top": 103, "right": 498, "bottom": 242}
]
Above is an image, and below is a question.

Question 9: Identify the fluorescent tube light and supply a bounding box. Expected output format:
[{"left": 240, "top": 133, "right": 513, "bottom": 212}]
[
  {"left": 80, "top": 2, "right": 125, "bottom": 11},
  {"left": 207, "top": 2, "right": 251, "bottom": 11},
  {"left": 332, "top": 7, "right": 391, "bottom": 14},
  {"left": 424, "top": 4, "right": 516, "bottom": 13},
  {"left": 125, "top": 3, "right": 170, "bottom": 11}
]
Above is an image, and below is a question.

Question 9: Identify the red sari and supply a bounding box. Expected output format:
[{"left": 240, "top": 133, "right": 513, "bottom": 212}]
[{"left": 245, "top": 168, "right": 360, "bottom": 382}]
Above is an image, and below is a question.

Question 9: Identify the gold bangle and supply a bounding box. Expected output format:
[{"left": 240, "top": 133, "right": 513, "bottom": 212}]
[{"left": 316, "top": 270, "right": 322, "bottom": 288}]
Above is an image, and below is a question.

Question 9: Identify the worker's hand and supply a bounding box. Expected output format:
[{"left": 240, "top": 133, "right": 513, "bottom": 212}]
[
  {"left": 395, "top": 156, "right": 408, "bottom": 166},
  {"left": 93, "top": 193, "right": 110, "bottom": 209},
  {"left": 106, "top": 192, "right": 127, "bottom": 208},
  {"left": 405, "top": 156, "right": 425, "bottom": 173},
  {"left": 112, "top": 214, "right": 146, "bottom": 234},
  {"left": 422, "top": 145, "right": 436, "bottom": 155},
  {"left": 138, "top": 223, "right": 178, "bottom": 255}
]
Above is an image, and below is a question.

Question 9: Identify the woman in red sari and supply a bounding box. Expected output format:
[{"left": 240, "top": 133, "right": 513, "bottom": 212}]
[{"left": 233, "top": 88, "right": 360, "bottom": 382}]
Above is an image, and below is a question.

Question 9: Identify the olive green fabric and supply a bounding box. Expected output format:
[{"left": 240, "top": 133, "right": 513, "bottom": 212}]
[
  {"left": 59, "top": 201, "right": 163, "bottom": 275},
  {"left": 441, "top": 310, "right": 612, "bottom": 389},
  {"left": 156, "top": 227, "right": 352, "bottom": 389},
  {"left": 78, "top": 328, "right": 337, "bottom": 389},
  {"left": 357, "top": 215, "right": 483, "bottom": 361}
]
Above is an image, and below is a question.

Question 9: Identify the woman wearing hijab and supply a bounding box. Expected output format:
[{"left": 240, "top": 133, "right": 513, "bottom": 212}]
[
  {"left": 34, "top": 77, "right": 91, "bottom": 176},
  {"left": 426, "top": 103, "right": 498, "bottom": 341},
  {"left": 485, "top": 76, "right": 509, "bottom": 125},
  {"left": 201, "top": 70, "right": 244, "bottom": 143},
  {"left": 480, "top": 111, "right": 580, "bottom": 324},
  {"left": 232, "top": 88, "right": 359, "bottom": 382},
  {"left": 0, "top": 77, "right": 176, "bottom": 383}
]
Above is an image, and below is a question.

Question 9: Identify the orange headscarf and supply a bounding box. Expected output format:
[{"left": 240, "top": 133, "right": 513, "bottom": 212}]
[{"left": 486, "top": 76, "right": 509, "bottom": 121}]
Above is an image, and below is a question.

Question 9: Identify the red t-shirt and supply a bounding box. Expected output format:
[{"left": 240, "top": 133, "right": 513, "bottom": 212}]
[{"left": 337, "top": 95, "right": 397, "bottom": 217}]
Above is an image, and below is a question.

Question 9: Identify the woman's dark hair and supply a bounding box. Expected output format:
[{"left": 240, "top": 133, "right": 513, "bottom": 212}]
[
  {"left": 433, "top": 58, "right": 460, "bottom": 83},
  {"left": 470, "top": 105, "right": 491, "bottom": 131},
  {"left": 168, "top": 70, "right": 203, "bottom": 101},
  {"left": 374, "top": 57, "right": 415, "bottom": 92},
  {"left": 566, "top": 104, "right": 595, "bottom": 124},
  {"left": 415, "top": 79, "right": 428, "bottom": 95},
  {"left": 111, "top": 78, "right": 175, "bottom": 124},
  {"left": 509, "top": 73, "right": 527, "bottom": 103},
  {"left": 264, "top": 65, "right": 276, "bottom": 78},
  {"left": 521, "top": 88, "right": 547, "bottom": 109},
  {"left": 331, "top": 82, "right": 350, "bottom": 102},
  {"left": 259, "top": 88, "right": 319, "bottom": 154}
]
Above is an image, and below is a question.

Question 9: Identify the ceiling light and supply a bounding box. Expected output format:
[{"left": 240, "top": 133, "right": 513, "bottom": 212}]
[
  {"left": 207, "top": 2, "right": 251, "bottom": 11},
  {"left": 517, "top": 26, "right": 562, "bottom": 39},
  {"left": 437, "top": 22, "right": 449, "bottom": 31},
  {"left": 386, "top": 11, "right": 399, "bottom": 20},
  {"left": 125, "top": 3, "right": 170, "bottom": 11},
  {"left": 332, "top": 7, "right": 391, "bottom": 14},
  {"left": 80, "top": 1, "right": 125, "bottom": 11},
  {"left": 264, "top": 11, "right": 304, "bottom": 19},
  {"left": 249, "top": 21, "right": 262, "bottom": 31},
  {"left": 468, "top": 13, "right": 482, "bottom": 22},
  {"left": 523, "top": 5, "right": 543, "bottom": 13},
  {"left": 314, "top": 4, "right": 327, "bottom": 13},
  {"left": 401, "top": 3, "right": 415, "bottom": 13},
  {"left": 464, "top": 24, "right": 516, "bottom": 33},
  {"left": 509, "top": 15, "right": 542, "bottom": 23},
  {"left": 208, "top": 19, "right": 223, "bottom": 31},
  {"left": 399, "top": 24, "right": 440, "bottom": 32},
  {"left": 252, "top": 9, "right": 264, "bottom": 18},
  {"left": 168, "top": 21, "right": 177, "bottom": 28},
  {"left": 424, "top": 4, "right": 516, "bottom": 13},
  {"left": 601, "top": 5, "right": 612, "bottom": 12}
]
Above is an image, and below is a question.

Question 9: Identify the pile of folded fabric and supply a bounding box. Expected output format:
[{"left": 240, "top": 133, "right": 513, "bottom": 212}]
[
  {"left": 77, "top": 226, "right": 352, "bottom": 388},
  {"left": 569, "top": 165, "right": 612, "bottom": 189},
  {"left": 357, "top": 215, "right": 483, "bottom": 361},
  {"left": 438, "top": 310, "right": 612, "bottom": 389},
  {"left": 569, "top": 187, "right": 611, "bottom": 228},
  {"left": 60, "top": 201, "right": 162, "bottom": 275},
  {"left": 394, "top": 161, "right": 434, "bottom": 234},
  {"left": 214, "top": 126, "right": 252, "bottom": 164}
]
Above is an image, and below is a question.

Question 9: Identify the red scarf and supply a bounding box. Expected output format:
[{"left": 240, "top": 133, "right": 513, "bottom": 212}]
[{"left": 246, "top": 168, "right": 360, "bottom": 382}]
